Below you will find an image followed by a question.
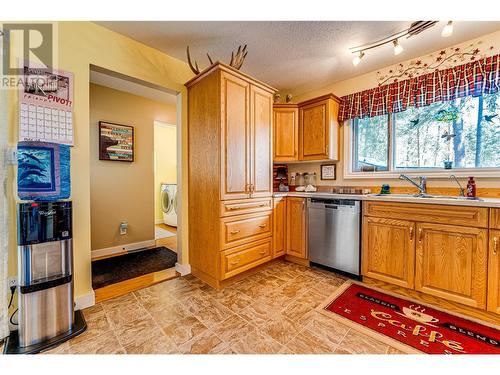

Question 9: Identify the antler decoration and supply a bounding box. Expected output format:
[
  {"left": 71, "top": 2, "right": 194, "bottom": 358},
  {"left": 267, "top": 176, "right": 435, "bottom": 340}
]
[
  {"left": 229, "top": 44, "right": 248, "bottom": 70},
  {"left": 186, "top": 44, "right": 248, "bottom": 75},
  {"left": 186, "top": 46, "right": 201, "bottom": 75}
]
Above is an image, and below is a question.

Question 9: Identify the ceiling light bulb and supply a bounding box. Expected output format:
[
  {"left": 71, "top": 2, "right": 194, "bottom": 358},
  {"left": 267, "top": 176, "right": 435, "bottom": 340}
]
[
  {"left": 442, "top": 21, "right": 453, "bottom": 37},
  {"left": 352, "top": 51, "right": 365, "bottom": 66},
  {"left": 393, "top": 39, "right": 403, "bottom": 55}
]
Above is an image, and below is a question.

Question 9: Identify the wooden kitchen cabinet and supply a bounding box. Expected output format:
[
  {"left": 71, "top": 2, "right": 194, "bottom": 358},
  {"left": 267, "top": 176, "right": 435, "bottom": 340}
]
[
  {"left": 221, "top": 72, "right": 251, "bottom": 200},
  {"left": 414, "top": 223, "right": 488, "bottom": 309},
  {"left": 220, "top": 73, "right": 273, "bottom": 200},
  {"left": 298, "top": 94, "right": 340, "bottom": 161},
  {"left": 286, "top": 197, "right": 307, "bottom": 259},
  {"left": 187, "top": 62, "right": 276, "bottom": 288},
  {"left": 362, "top": 201, "right": 494, "bottom": 318},
  {"left": 273, "top": 104, "right": 298, "bottom": 162},
  {"left": 487, "top": 230, "right": 500, "bottom": 314},
  {"left": 273, "top": 197, "right": 286, "bottom": 258},
  {"left": 362, "top": 216, "right": 415, "bottom": 289},
  {"left": 490, "top": 209, "right": 500, "bottom": 230},
  {"left": 250, "top": 85, "right": 273, "bottom": 197}
]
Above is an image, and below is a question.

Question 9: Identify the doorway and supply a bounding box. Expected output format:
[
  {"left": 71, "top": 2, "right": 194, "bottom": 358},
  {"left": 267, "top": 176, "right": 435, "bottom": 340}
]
[
  {"left": 154, "top": 120, "right": 178, "bottom": 252},
  {"left": 88, "top": 66, "right": 181, "bottom": 301}
]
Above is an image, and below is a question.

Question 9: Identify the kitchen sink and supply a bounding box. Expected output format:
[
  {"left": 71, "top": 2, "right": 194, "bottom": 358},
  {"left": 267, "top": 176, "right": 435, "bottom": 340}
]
[{"left": 368, "top": 193, "right": 483, "bottom": 201}]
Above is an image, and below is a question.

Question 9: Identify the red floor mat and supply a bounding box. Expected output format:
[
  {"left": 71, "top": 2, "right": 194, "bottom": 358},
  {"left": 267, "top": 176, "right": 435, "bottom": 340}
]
[{"left": 324, "top": 283, "right": 500, "bottom": 354}]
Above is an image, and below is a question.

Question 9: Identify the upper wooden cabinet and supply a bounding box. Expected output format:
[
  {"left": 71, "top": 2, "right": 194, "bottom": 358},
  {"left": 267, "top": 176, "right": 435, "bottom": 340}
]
[
  {"left": 362, "top": 216, "right": 415, "bottom": 289},
  {"left": 298, "top": 94, "right": 340, "bottom": 161},
  {"left": 487, "top": 230, "right": 500, "bottom": 314},
  {"left": 415, "top": 223, "right": 488, "bottom": 309},
  {"left": 221, "top": 72, "right": 251, "bottom": 200},
  {"left": 250, "top": 85, "right": 273, "bottom": 197},
  {"left": 286, "top": 197, "right": 307, "bottom": 259},
  {"left": 220, "top": 71, "right": 273, "bottom": 200},
  {"left": 273, "top": 104, "right": 298, "bottom": 162}
]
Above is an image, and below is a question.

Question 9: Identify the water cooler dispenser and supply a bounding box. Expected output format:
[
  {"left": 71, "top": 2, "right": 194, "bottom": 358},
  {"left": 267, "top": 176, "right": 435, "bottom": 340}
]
[{"left": 3, "top": 201, "right": 86, "bottom": 354}]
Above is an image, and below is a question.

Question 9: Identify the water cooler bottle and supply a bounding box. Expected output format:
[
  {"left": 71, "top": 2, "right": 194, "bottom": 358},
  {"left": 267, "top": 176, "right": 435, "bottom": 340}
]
[{"left": 3, "top": 201, "right": 86, "bottom": 354}]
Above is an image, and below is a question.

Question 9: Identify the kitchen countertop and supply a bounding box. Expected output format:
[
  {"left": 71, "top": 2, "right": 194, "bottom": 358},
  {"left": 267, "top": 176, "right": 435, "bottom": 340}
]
[{"left": 273, "top": 191, "right": 500, "bottom": 208}]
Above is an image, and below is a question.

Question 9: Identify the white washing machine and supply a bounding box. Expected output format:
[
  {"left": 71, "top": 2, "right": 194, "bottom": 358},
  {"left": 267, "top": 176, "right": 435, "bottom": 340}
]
[{"left": 161, "top": 183, "right": 177, "bottom": 227}]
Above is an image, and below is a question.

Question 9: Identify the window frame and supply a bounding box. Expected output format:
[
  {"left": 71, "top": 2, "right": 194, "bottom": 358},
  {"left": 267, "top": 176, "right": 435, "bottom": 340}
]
[{"left": 345, "top": 109, "right": 500, "bottom": 180}]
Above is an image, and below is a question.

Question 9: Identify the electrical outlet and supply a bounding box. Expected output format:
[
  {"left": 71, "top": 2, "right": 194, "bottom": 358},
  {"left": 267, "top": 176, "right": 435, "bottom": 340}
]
[
  {"left": 120, "top": 221, "right": 128, "bottom": 235},
  {"left": 8, "top": 276, "right": 17, "bottom": 288},
  {"left": 4, "top": 147, "right": 18, "bottom": 166}
]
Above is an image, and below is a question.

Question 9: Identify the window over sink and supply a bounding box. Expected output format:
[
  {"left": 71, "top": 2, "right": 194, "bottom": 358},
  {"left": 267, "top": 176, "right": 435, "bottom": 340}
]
[{"left": 349, "top": 92, "right": 500, "bottom": 177}]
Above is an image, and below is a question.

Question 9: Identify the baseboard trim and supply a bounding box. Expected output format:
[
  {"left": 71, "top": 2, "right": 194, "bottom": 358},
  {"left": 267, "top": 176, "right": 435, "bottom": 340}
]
[
  {"left": 75, "top": 290, "right": 95, "bottom": 311},
  {"left": 175, "top": 262, "right": 191, "bottom": 276},
  {"left": 91, "top": 239, "right": 156, "bottom": 260}
]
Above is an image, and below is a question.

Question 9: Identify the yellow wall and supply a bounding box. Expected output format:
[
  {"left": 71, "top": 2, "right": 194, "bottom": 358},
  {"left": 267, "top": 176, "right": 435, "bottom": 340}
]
[
  {"left": 6, "top": 21, "right": 193, "bottom": 305},
  {"left": 89, "top": 84, "right": 176, "bottom": 250},
  {"left": 288, "top": 29, "right": 500, "bottom": 190},
  {"left": 154, "top": 122, "right": 177, "bottom": 223}
]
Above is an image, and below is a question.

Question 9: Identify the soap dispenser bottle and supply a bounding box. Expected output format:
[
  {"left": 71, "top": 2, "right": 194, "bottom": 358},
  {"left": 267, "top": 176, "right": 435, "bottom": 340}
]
[{"left": 466, "top": 177, "right": 476, "bottom": 198}]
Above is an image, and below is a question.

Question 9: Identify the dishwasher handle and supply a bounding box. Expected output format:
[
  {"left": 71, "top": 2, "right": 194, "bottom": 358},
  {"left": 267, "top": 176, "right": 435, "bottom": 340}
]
[{"left": 325, "top": 205, "right": 338, "bottom": 209}]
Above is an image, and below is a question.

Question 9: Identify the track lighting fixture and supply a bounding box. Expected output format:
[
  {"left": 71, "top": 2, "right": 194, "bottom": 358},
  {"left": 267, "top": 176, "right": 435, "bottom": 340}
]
[
  {"left": 393, "top": 39, "right": 404, "bottom": 55},
  {"left": 441, "top": 21, "right": 453, "bottom": 37},
  {"left": 349, "top": 21, "right": 440, "bottom": 67},
  {"left": 352, "top": 51, "right": 365, "bottom": 66}
]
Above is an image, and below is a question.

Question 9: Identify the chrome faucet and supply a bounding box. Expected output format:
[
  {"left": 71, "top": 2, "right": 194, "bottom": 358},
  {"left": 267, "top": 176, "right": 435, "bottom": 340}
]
[
  {"left": 399, "top": 174, "right": 427, "bottom": 195},
  {"left": 449, "top": 175, "right": 465, "bottom": 197}
]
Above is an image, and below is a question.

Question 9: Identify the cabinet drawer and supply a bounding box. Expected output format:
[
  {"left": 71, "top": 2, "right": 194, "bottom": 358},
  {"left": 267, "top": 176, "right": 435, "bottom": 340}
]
[
  {"left": 363, "top": 201, "right": 488, "bottom": 228},
  {"left": 220, "top": 239, "right": 272, "bottom": 280},
  {"left": 220, "top": 198, "right": 272, "bottom": 217},
  {"left": 220, "top": 211, "right": 272, "bottom": 249}
]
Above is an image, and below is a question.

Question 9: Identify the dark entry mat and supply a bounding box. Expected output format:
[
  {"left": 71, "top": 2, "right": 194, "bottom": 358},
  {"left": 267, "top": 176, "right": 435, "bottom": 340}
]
[{"left": 92, "top": 247, "right": 177, "bottom": 289}]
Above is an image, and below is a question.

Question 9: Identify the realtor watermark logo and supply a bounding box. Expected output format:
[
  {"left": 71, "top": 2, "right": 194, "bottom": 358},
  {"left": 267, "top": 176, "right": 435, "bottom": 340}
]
[{"left": 1, "top": 22, "right": 58, "bottom": 90}]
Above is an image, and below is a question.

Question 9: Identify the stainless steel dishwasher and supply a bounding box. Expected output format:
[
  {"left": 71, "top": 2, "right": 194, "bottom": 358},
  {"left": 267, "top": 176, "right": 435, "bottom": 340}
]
[{"left": 307, "top": 198, "right": 361, "bottom": 277}]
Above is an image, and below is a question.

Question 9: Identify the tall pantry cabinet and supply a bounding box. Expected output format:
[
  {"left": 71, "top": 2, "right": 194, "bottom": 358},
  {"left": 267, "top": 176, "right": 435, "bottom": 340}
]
[{"left": 186, "top": 62, "right": 275, "bottom": 288}]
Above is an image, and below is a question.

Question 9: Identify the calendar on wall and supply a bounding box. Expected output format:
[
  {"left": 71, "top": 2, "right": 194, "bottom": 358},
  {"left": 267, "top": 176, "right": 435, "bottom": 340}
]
[{"left": 18, "top": 65, "right": 74, "bottom": 146}]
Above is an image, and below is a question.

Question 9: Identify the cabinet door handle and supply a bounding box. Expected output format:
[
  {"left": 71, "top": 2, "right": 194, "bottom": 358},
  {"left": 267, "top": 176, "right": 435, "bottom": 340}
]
[
  {"left": 409, "top": 227, "right": 414, "bottom": 241},
  {"left": 230, "top": 230, "right": 240, "bottom": 235},
  {"left": 230, "top": 258, "right": 240, "bottom": 265},
  {"left": 259, "top": 250, "right": 266, "bottom": 255},
  {"left": 258, "top": 224, "right": 267, "bottom": 228},
  {"left": 418, "top": 228, "right": 423, "bottom": 243},
  {"left": 494, "top": 237, "right": 498, "bottom": 255},
  {"left": 228, "top": 206, "right": 241, "bottom": 210}
]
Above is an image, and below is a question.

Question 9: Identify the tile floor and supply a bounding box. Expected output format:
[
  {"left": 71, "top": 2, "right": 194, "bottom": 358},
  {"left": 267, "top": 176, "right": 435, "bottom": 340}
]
[{"left": 14, "top": 260, "right": 405, "bottom": 354}]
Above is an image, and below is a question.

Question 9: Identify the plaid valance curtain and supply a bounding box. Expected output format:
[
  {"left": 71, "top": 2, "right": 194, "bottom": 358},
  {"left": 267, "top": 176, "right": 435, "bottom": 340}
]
[{"left": 338, "top": 54, "right": 500, "bottom": 122}]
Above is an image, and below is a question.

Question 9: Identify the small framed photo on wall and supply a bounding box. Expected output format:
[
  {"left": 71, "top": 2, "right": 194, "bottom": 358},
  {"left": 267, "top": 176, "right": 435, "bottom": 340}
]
[
  {"left": 99, "top": 121, "right": 134, "bottom": 162},
  {"left": 321, "top": 164, "right": 336, "bottom": 180}
]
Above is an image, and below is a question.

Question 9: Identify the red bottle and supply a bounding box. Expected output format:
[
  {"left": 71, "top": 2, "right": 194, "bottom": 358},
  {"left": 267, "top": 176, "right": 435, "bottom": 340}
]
[{"left": 466, "top": 177, "right": 476, "bottom": 198}]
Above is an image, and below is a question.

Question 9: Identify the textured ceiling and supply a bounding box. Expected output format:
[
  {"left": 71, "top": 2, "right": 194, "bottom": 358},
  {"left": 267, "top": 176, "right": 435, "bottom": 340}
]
[{"left": 96, "top": 21, "right": 500, "bottom": 96}]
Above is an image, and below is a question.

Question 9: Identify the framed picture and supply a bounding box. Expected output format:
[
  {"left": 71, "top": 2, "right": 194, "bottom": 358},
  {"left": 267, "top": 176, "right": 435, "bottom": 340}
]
[
  {"left": 321, "top": 164, "right": 336, "bottom": 180},
  {"left": 99, "top": 121, "right": 134, "bottom": 162}
]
